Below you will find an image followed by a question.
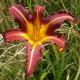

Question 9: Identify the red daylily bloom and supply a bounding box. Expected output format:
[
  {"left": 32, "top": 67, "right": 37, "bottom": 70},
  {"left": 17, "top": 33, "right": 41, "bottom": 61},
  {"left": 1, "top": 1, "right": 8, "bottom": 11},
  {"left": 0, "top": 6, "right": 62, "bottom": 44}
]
[{"left": 2, "top": 4, "right": 77, "bottom": 77}]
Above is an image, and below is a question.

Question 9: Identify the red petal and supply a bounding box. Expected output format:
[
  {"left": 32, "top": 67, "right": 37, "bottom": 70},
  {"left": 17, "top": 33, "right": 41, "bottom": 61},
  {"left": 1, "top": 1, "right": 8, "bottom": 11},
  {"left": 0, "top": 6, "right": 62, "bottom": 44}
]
[
  {"left": 25, "top": 42, "right": 44, "bottom": 77},
  {"left": 43, "top": 10, "right": 77, "bottom": 35},
  {"left": 9, "top": 4, "right": 32, "bottom": 32},
  {"left": 44, "top": 33, "right": 66, "bottom": 48},
  {"left": 33, "top": 5, "right": 45, "bottom": 25},
  {"left": 2, "top": 29, "right": 27, "bottom": 41}
]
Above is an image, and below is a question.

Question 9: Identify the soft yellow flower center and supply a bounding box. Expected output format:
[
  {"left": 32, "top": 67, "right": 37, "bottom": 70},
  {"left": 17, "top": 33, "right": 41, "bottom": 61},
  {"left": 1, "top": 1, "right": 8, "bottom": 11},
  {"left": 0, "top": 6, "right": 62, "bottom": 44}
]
[{"left": 22, "top": 23, "right": 45, "bottom": 46}]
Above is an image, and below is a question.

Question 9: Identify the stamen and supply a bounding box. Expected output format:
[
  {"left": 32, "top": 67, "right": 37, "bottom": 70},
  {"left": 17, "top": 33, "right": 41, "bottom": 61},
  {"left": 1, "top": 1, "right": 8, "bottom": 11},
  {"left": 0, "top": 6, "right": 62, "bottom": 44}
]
[{"left": 34, "top": 10, "right": 41, "bottom": 40}]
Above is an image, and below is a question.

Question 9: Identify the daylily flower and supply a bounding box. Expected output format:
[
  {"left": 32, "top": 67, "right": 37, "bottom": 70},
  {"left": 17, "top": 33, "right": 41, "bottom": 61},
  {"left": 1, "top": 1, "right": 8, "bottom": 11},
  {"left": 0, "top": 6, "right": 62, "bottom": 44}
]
[{"left": 2, "top": 4, "right": 77, "bottom": 77}]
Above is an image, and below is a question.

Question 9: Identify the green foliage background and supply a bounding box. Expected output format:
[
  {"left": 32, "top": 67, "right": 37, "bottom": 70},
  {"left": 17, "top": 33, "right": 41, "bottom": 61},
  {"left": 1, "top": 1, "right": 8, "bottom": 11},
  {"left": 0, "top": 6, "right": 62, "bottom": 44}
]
[{"left": 0, "top": 0, "right": 80, "bottom": 80}]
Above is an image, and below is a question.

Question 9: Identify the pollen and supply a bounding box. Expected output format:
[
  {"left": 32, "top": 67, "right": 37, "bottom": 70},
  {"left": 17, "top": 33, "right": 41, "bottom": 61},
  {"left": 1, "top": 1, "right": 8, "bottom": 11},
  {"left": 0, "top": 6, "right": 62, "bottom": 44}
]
[{"left": 59, "top": 48, "right": 64, "bottom": 52}]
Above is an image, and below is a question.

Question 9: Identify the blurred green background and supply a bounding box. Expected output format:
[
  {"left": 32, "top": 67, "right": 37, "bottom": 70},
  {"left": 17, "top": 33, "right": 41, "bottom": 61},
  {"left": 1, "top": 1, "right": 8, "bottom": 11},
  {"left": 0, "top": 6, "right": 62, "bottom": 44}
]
[{"left": 0, "top": 0, "right": 80, "bottom": 80}]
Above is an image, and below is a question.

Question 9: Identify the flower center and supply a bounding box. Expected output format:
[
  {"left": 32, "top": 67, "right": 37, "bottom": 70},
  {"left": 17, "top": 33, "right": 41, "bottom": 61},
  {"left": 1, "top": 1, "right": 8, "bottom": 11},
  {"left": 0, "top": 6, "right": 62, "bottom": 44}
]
[{"left": 34, "top": 24, "right": 40, "bottom": 40}]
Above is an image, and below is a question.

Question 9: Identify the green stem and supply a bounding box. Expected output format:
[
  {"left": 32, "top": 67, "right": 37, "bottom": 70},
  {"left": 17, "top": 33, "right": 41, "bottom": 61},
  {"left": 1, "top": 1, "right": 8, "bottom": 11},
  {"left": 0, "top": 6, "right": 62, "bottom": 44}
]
[
  {"left": 60, "top": 0, "right": 67, "bottom": 10},
  {"left": 51, "top": 43, "right": 59, "bottom": 63},
  {"left": 42, "top": 48, "right": 56, "bottom": 79},
  {"left": 74, "top": 58, "right": 80, "bottom": 80},
  {"left": 57, "top": 52, "right": 65, "bottom": 80}
]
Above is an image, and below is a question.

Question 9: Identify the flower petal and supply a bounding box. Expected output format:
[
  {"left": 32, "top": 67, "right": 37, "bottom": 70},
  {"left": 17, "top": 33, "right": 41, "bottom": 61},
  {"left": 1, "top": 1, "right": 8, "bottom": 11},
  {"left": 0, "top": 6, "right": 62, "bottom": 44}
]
[
  {"left": 32, "top": 5, "right": 45, "bottom": 39},
  {"left": 2, "top": 29, "right": 27, "bottom": 41},
  {"left": 33, "top": 5, "right": 45, "bottom": 24},
  {"left": 9, "top": 4, "right": 32, "bottom": 32},
  {"left": 44, "top": 33, "right": 66, "bottom": 51},
  {"left": 43, "top": 10, "right": 77, "bottom": 35},
  {"left": 25, "top": 42, "right": 44, "bottom": 77}
]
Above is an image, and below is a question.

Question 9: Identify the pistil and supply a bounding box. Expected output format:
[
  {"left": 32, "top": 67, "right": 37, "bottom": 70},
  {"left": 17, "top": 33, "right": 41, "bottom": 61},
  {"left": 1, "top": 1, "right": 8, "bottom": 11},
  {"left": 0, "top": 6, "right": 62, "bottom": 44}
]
[{"left": 34, "top": 10, "right": 41, "bottom": 40}]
